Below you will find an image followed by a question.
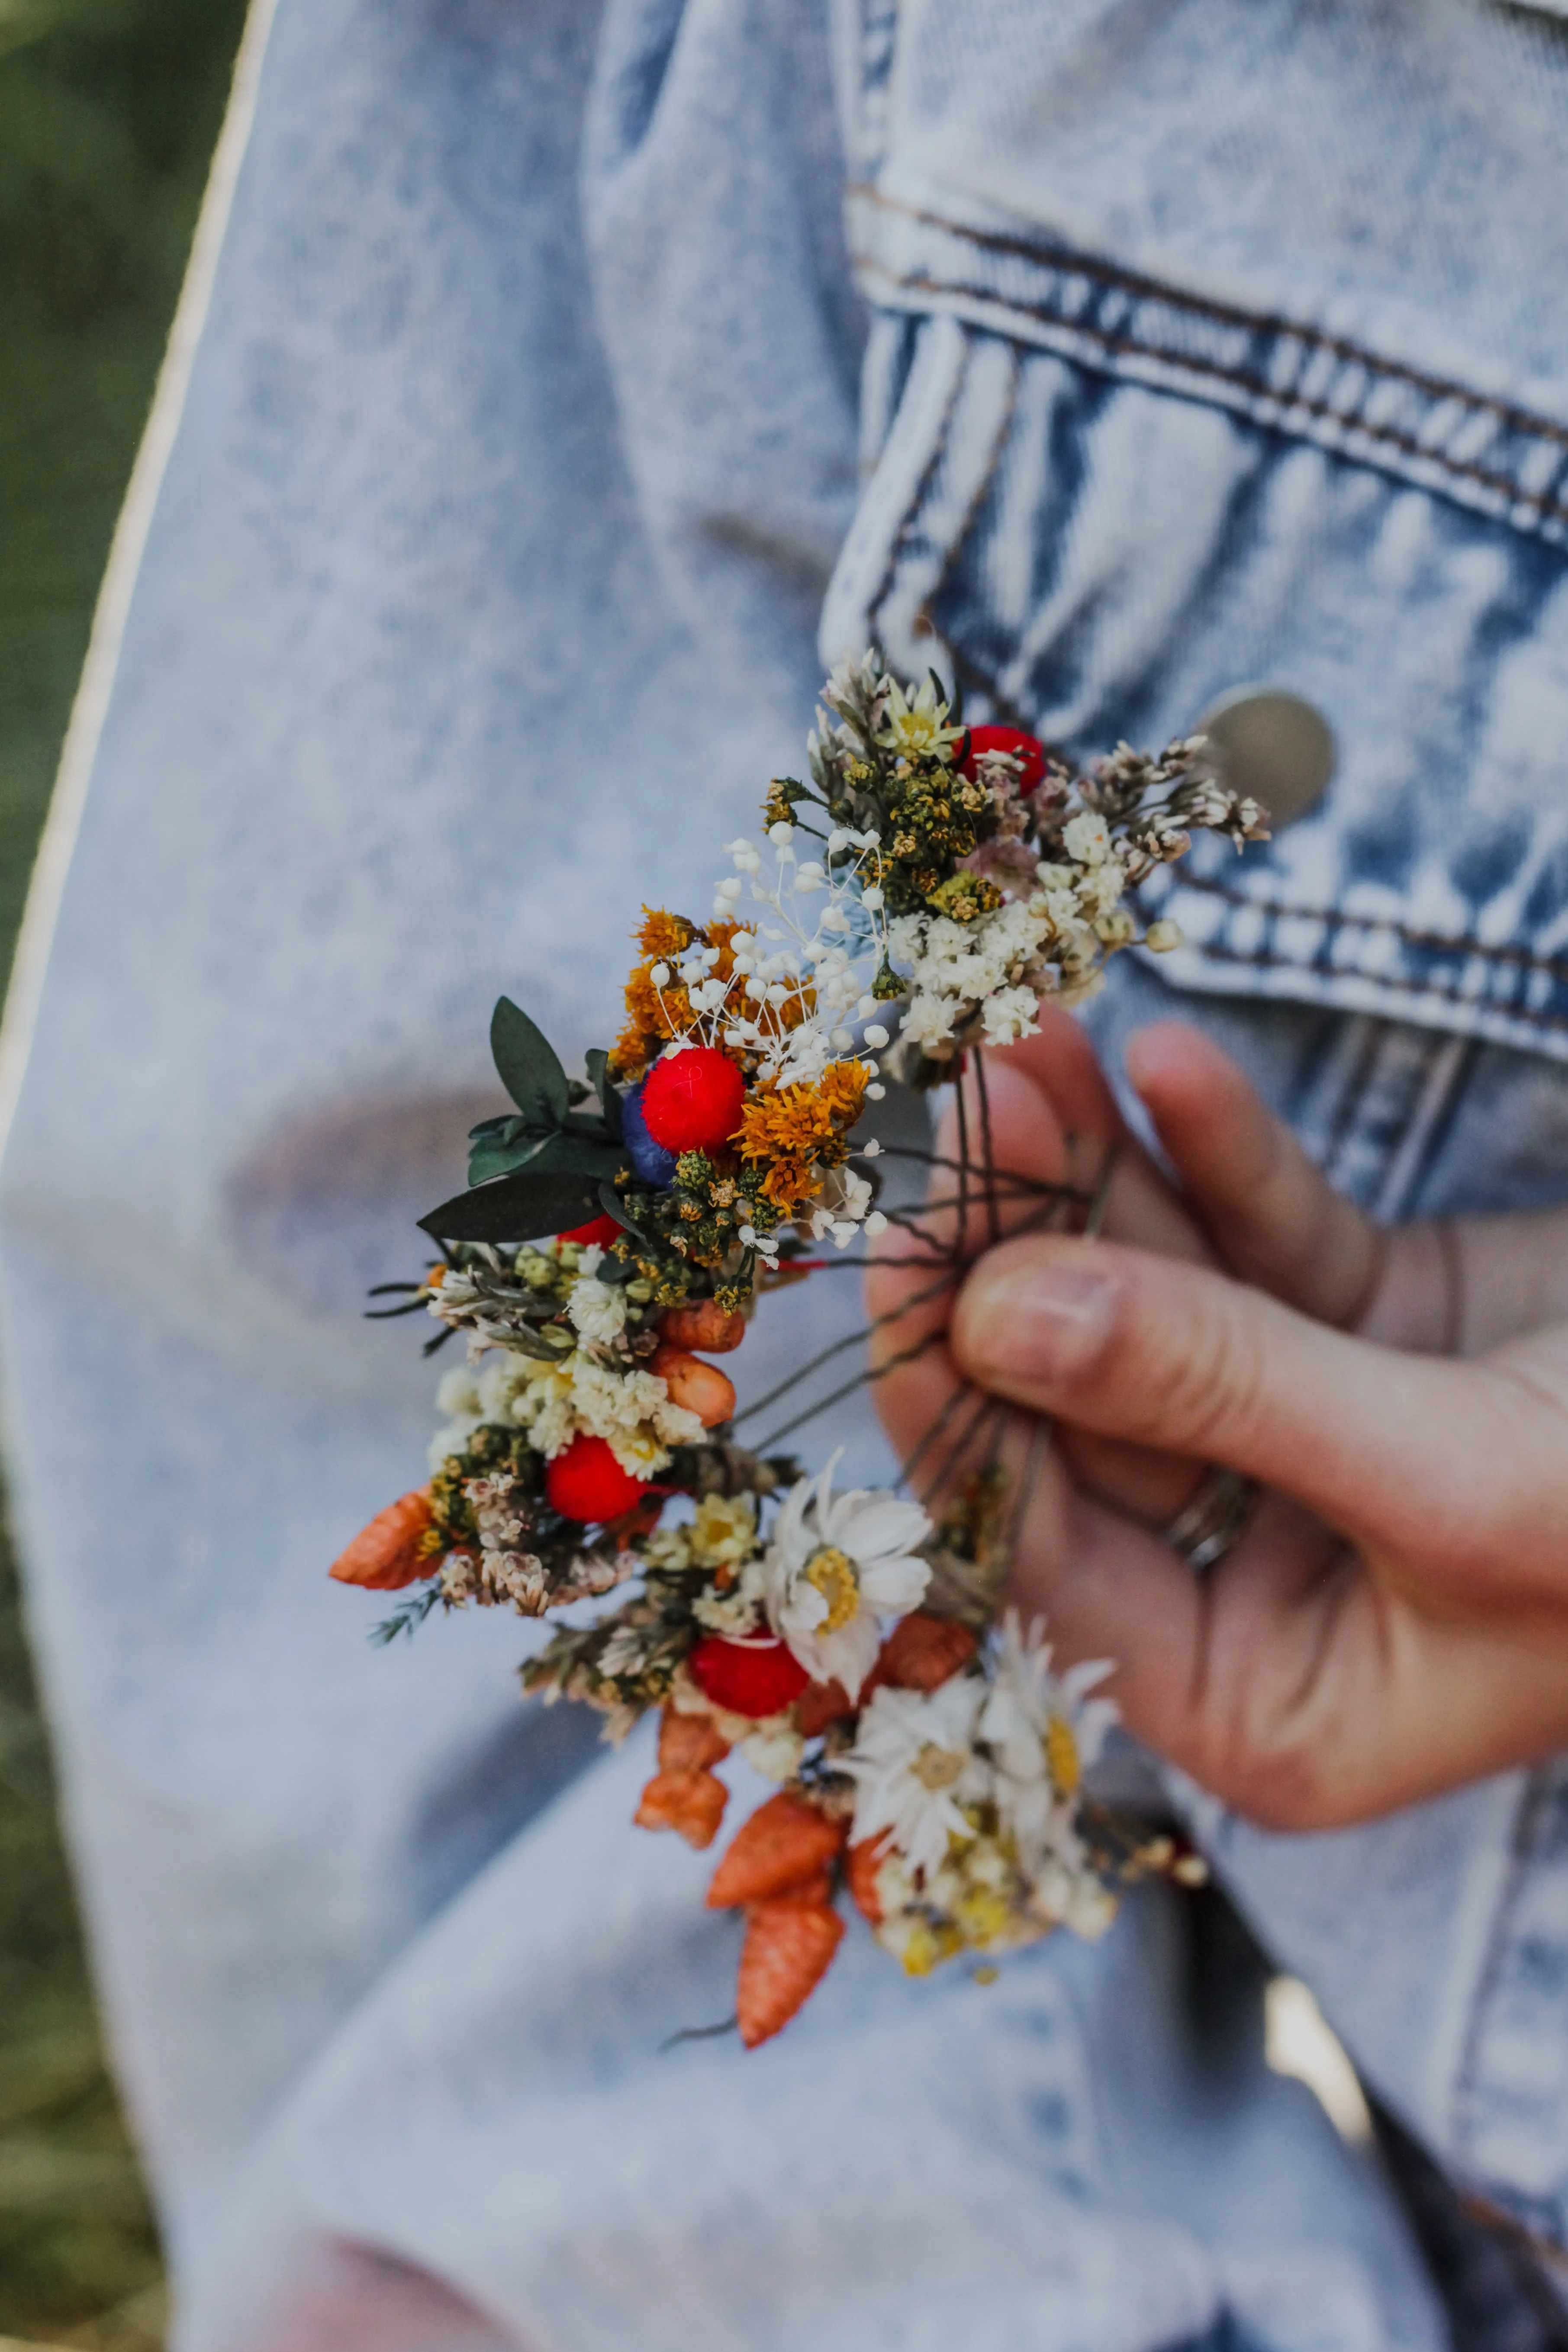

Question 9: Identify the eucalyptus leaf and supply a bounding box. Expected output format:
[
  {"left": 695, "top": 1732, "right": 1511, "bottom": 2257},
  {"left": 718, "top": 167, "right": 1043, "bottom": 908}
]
[
  {"left": 420, "top": 1166, "right": 605, "bottom": 1244},
  {"left": 467, "top": 1131, "right": 549, "bottom": 1186},
  {"left": 528, "top": 1134, "right": 627, "bottom": 1180},
  {"left": 467, "top": 1122, "right": 624, "bottom": 1191},
  {"left": 490, "top": 997, "right": 570, "bottom": 1126},
  {"left": 584, "top": 1047, "right": 623, "bottom": 1142}
]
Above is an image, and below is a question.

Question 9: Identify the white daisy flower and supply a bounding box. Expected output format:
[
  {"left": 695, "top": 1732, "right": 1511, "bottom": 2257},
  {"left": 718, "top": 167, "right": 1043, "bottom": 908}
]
[
  {"left": 980, "top": 1611, "right": 1117, "bottom": 1874},
  {"left": 761, "top": 1452, "right": 930, "bottom": 1697},
  {"left": 841, "top": 1676, "right": 989, "bottom": 1879},
  {"left": 878, "top": 674, "right": 966, "bottom": 760}
]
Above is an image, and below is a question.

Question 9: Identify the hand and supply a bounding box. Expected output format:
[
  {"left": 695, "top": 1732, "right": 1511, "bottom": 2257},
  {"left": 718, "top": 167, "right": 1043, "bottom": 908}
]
[{"left": 869, "top": 1012, "right": 1568, "bottom": 1830}]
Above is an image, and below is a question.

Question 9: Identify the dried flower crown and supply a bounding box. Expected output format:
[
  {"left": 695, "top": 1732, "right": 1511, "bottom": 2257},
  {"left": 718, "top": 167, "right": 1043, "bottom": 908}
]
[{"left": 333, "top": 656, "right": 1264, "bottom": 2046}]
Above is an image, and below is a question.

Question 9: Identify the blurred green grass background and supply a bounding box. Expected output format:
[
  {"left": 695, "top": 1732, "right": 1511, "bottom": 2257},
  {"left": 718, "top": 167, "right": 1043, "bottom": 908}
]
[{"left": 0, "top": 0, "right": 246, "bottom": 2338}]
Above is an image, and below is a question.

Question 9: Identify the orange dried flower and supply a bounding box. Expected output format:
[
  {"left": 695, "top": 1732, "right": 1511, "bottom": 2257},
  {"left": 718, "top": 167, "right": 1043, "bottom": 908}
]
[
  {"left": 330, "top": 1489, "right": 439, "bottom": 1591},
  {"left": 608, "top": 910, "right": 712, "bottom": 1078},
  {"left": 657, "top": 1707, "right": 732, "bottom": 1774},
  {"left": 845, "top": 1836, "right": 890, "bottom": 1926},
  {"left": 869, "top": 1613, "right": 978, "bottom": 1696},
  {"left": 817, "top": 1058, "right": 870, "bottom": 1127},
  {"left": 635, "top": 1768, "right": 729, "bottom": 1849},
  {"left": 706, "top": 1789, "right": 847, "bottom": 1908},
  {"left": 793, "top": 1678, "right": 853, "bottom": 1737},
  {"left": 736, "top": 1898, "right": 845, "bottom": 2047}
]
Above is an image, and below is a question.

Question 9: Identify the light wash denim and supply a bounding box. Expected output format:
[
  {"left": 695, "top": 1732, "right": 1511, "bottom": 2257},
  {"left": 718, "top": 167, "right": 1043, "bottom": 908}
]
[{"left": 5, "top": 0, "right": 1568, "bottom": 2345}]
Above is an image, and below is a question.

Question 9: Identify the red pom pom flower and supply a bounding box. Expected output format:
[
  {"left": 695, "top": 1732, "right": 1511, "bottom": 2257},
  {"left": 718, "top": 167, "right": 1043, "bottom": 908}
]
[
  {"left": 640, "top": 1046, "right": 746, "bottom": 1156},
  {"left": 689, "top": 1632, "right": 811, "bottom": 1719},
  {"left": 557, "top": 1211, "right": 623, "bottom": 1247},
  {"left": 545, "top": 1434, "right": 650, "bottom": 1524},
  {"left": 962, "top": 723, "right": 1046, "bottom": 796}
]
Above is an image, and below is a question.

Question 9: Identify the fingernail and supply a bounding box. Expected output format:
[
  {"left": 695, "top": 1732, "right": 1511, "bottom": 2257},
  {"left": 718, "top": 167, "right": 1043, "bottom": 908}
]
[{"left": 962, "top": 1265, "right": 1116, "bottom": 1386}]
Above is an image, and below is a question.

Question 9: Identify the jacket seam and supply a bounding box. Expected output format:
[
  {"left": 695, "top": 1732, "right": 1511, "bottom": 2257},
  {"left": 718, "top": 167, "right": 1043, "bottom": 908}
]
[
  {"left": 1169, "top": 873, "right": 1568, "bottom": 984},
  {"left": 867, "top": 328, "right": 972, "bottom": 638},
  {"left": 943, "top": 637, "right": 1033, "bottom": 734},
  {"left": 926, "top": 344, "right": 1022, "bottom": 628},
  {"left": 853, "top": 258, "right": 1568, "bottom": 530},
  {"left": 850, "top": 184, "right": 1568, "bottom": 461},
  {"left": 1319, "top": 1017, "right": 1397, "bottom": 1193},
  {"left": 1182, "top": 936, "right": 1568, "bottom": 1035}
]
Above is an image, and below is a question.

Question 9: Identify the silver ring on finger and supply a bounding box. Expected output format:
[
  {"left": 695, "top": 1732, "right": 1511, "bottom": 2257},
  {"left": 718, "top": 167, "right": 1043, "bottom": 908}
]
[{"left": 1162, "top": 1466, "right": 1260, "bottom": 1572}]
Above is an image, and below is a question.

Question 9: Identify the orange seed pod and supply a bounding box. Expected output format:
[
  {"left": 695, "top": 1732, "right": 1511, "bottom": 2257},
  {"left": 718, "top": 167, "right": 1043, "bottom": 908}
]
[
  {"left": 736, "top": 1899, "right": 845, "bottom": 2048},
  {"left": 706, "top": 1790, "right": 847, "bottom": 1910},
  {"left": 845, "top": 1836, "right": 890, "bottom": 1927},
  {"left": 793, "top": 1678, "right": 853, "bottom": 1737},
  {"left": 658, "top": 1300, "right": 747, "bottom": 1353},
  {"left": 657, "top": 1708, "right": 732, "bottom": 1775},
  {"left": 330, "top": 1490, "right": 438, "bottom": 1591},
  {"left": 869, "top": 1613, "right": 978, "bottom": 1696},
  {"left": 649, "top": 1344, "right": 737, "bottom": 1429},
  {"left": 635, "top": 1768, "right": 729, "bottom": 1849}
]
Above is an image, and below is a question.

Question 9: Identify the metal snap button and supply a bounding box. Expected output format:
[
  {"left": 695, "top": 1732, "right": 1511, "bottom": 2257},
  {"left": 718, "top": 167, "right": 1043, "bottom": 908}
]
[{"left": 1193, "top": 686, "right": 1335, "bottom": 828}]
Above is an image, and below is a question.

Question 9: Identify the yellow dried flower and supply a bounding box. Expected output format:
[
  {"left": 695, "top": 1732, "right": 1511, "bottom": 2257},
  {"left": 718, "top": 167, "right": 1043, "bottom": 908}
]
[
  {"left": 636, "top": 907, "right": 699, "bottom": 962},
  {"left": 735, "top": 1061, "right": 869, "bottom": 1212}
]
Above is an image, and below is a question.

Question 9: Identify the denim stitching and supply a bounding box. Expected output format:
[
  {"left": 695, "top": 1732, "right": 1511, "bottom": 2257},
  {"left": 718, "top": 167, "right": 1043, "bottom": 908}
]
[
  {"left": 1171, "top": 873, "right": 1568, "bottom": 986},
  {"left": 1184, "top": 936, "right": 1568, "bottom": 1037},
  {"left": 851, "top": 184, "right": 1568, "bottom": 464},
  {"left": 853, "top": 257, "right": 1568, "bottom": 532},
  {"left": 944, "top": 655, "right": 1568, "bottom": 1000}
]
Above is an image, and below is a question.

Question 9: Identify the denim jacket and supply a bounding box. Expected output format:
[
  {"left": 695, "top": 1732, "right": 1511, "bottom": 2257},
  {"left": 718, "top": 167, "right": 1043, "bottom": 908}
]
[
  {"left": 823, "top": 0, "right": 1568, "bottom": 1068},
  {"left": 4, "top": 2, "right": 1568, "bottom": 2346}
]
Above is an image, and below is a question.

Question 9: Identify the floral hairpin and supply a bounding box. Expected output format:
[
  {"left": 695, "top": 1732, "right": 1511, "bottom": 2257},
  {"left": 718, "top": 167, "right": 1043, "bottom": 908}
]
[{"left": 332, "top": 655, "right": 1265, "bottom": 2046}]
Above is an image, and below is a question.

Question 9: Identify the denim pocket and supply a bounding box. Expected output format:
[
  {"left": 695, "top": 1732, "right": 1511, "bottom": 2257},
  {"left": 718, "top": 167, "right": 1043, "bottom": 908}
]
[{"left": 823, "top": 0, "right": 1568, "bottom": 1066}]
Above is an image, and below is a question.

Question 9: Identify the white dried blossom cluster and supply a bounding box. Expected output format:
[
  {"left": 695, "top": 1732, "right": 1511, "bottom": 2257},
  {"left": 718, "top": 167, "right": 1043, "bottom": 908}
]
[
  {"left": 429, "top": 1347, "right": 702, "bottom": 1485},
  {"left": 889, "top": 772, "right": 1221, "bottom": 1069},
  {"left": 803, "top": 658, "right": 1264, "bottom": 1079},
  {"left": 841, "top": 1613, "right": 1120, "bottom": 1972},
  {"left": 645, "top": 825, "right": 892, "bottom": 1095}
]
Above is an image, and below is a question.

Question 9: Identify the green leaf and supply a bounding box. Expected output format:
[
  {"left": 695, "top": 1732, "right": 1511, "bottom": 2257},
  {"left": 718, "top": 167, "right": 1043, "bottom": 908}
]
[
  {"left": 468, "top": 1128, "right": 625, "bottom": 1190},
  {"left": 597, "top": 1179, "right": 657, "bottom": 1246},
  {"left": 467, "top": 1132, "right": 545, "bottom": 1186},
  {"left": 584, "top": 1047, "right": 623, "bottom": 1141},
  {"left": 490, "top": 997, "right": 570, "bottom": 1126},
  {"left": 419, "top": 1166, "right": 608, "bottom": 1244},
  {"left": 533, "top": 1134, "right": 626, "bottom": 1179}
]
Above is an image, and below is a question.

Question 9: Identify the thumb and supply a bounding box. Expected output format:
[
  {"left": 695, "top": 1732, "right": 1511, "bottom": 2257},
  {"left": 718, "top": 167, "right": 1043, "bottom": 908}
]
[{"left": 950, "top": 1232, "right": 1567, "bottom": 1593}]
